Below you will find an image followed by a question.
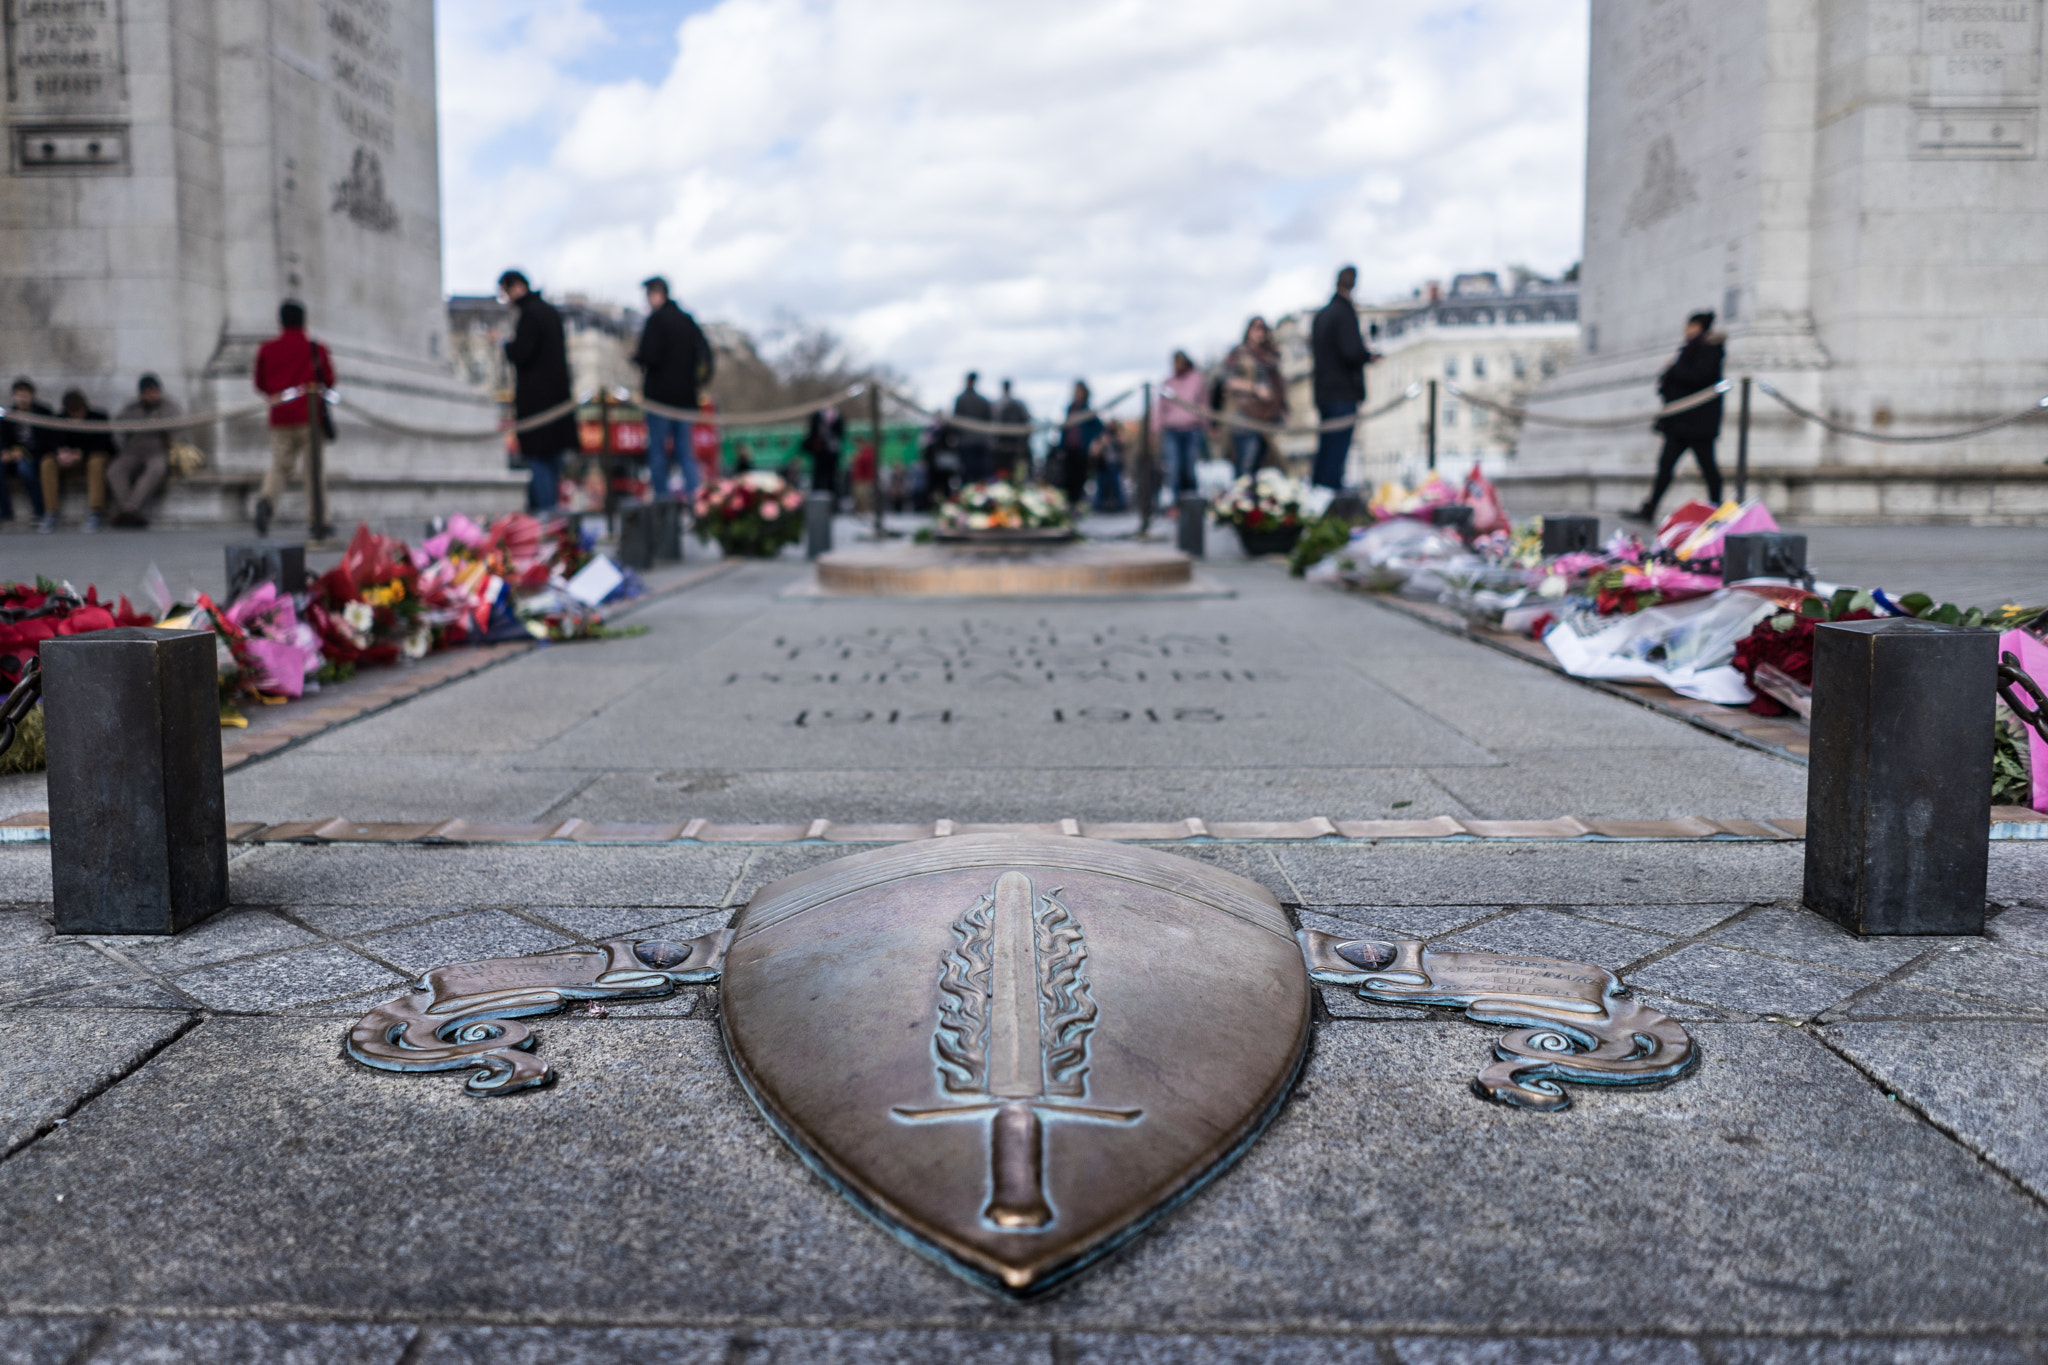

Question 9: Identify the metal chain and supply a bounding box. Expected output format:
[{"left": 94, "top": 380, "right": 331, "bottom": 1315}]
[
  {"left": 2000, "top": 652, "right": 2048, "bottom": 745},
  {"left": 0, "top": 658, "right": 42, "bottom": 760}
]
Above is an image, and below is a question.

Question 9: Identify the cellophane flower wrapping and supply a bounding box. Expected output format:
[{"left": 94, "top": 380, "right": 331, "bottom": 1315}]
[{"left": 936, "top": 480, "right": 1072, "bottom": 533}]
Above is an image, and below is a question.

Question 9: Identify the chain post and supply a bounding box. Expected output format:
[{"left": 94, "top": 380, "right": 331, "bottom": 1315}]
[
  {"left": 870, "top": 381, "right": 887, "bottom": 540},
  {"left": 1426, "top": 379, "right": 1438, "bottom": 471},
  {"left": 1136, "top": 381, "right": 1156, "bottom": 539},
  {"left": 1735, "top": 376, "right": 1752, "bottom": 503}
]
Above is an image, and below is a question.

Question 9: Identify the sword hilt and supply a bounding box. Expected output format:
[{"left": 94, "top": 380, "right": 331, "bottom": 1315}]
[{"left": 984, "top": 1102, "right": 1052, "bottom": 1229}]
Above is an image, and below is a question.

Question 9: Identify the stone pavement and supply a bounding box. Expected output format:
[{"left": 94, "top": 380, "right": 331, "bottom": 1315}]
[{"left": 4, "top": 551, "right": 2048, "bottom": 1362}]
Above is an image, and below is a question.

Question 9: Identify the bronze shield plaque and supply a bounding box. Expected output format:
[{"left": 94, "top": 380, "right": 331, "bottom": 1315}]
[{"left": 720, "top": 835, "right": 1310, "bottom": 1296}]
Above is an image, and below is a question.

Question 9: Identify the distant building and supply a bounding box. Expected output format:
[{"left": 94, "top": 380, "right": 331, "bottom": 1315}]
[
  {"left": 1354, "top": 270, "right": 1579, "bottom": 488},
  {"left": 444, "top": 294, "right": 643, "bottom": 406}
]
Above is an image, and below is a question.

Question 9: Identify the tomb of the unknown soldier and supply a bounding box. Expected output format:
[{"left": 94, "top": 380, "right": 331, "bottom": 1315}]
[{"left": 3, "top": 2, "right": 2048, "bottom": 1363}]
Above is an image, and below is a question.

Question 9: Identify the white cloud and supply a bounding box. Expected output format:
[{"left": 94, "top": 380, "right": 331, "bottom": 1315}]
[{"left": 436, "top": 0, "right": 1588, "bottom": 415}]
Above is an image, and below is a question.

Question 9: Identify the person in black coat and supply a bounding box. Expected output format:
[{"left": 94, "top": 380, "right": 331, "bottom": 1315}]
[
  {"left": 1309, "top": 265, "right": 1377, "bottom": 489},
  {"left": 1637, "top": 311, "right": 1726, "bottom": 522},
  {"left": 499, "top": 271, "right": 580, "bottom": 514},
  {"left": 634, "top": 276, "right": 715, "bottom": 499},
  {"left": 950, "top": 373, "right": 994, "bottom": 485},
  {"left": 801, "top": 405, "right": 846, "bottom": 507}
]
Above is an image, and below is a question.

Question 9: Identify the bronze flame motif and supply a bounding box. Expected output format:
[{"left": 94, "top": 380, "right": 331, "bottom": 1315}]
[{"left": 891, "top": 872, "right": 1141, "bottom": 1230}]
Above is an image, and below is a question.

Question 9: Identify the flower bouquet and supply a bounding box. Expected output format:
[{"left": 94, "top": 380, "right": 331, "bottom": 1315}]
[
  {"left": 934, "top": 480, "right": 1074, "bottom": 541},
  {"left": 693, "top": 471, "right": 805, "bottom": 558},
  {"left": 1212, "top": 469, "right": 1312, "bottom": 556},
  {"left": 308, "top": 525, "right": 420, "bottom": 666}
]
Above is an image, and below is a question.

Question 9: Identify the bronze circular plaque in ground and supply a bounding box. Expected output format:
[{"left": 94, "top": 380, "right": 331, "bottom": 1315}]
[
  {"left": 813, "top": 542, "right": 1193, "bottom": 597},
  {"left": 719, "top": 834, "right": 1310, "bottom": 1297}
]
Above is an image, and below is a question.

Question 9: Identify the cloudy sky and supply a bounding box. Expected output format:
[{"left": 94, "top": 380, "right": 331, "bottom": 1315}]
[{"left": 435, "top": 0, "right": 1589, "bottom": 412}]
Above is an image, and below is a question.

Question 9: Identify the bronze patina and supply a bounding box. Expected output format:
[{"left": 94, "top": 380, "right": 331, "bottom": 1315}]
[
  {"left": 346, "top": 835, "right": 1697, "bottom": 1296},
  {"left": 1298, "top": 931, "right": 1696, "bottom": 1110},
  {"left": 719, "top": 837, "right": 1310, "bottom": 1295}
]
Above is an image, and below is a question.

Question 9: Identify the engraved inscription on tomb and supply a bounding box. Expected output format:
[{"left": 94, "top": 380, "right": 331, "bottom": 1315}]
[{"left": 727, "top": 622, "right": 1264, "bottom": 690}]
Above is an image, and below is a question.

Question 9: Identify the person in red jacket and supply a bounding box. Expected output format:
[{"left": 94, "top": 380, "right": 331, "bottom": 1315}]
[{"left": 251, "top": 300, "right": 335, "bottom": 537}]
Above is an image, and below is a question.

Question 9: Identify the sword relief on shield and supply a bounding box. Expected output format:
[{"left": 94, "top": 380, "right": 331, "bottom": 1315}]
[{"left": 893, "top": 870, "right": 1142, "bottom": 1230}]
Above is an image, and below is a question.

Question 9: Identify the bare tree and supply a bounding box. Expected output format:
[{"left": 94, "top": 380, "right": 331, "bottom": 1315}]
[{"left": 703, "top": 314, "right": 912, "bottom": 415}]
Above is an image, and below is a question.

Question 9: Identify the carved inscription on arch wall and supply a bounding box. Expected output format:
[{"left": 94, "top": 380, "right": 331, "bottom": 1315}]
[
  {"left": 324, "top": 0, "right": 401, "bottom": 230},
  {"left": 1915, "top": 0, "right": 2041, "bottom": 157}
]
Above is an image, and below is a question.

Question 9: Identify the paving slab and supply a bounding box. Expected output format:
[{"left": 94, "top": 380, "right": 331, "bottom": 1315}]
[
  {"left": 352, "top": 909, "right": 572, "bottom": 975},
  {"left": 1627, "top": 945, "right": 1874, "bottom": 1020},
  {"left": 1436, "top": 906, "right": 1674, "bottom": 971},
  {"left": 0, "top": 1010, "right": 191, "bottom": 1155},
  {"left": 4, "top": 1016, "right": 2048, "bottom": 1336},
  {"left": 1272, "top": 841, "right": 1808, "bottom": 908},
  {"left": 0, "top": 1316, "right": 99, "bottom": 1365},
  {"left": 1820, "top": 1021, "right": 2048, "bottom": 1203},
  {"left": 220, "top": 843, "right": 753, "bottom": 909},
  {"left": 84, "top": 1319, "right": 415, "bottom": 1364}
]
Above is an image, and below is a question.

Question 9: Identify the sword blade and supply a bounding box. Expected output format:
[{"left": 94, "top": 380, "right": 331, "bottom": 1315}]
[{"left": 985, "top": 870, "right": 1043, "bottom": 1100}]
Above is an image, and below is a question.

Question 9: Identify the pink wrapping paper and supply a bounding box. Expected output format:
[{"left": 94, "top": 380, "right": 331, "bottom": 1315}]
[{"left": 1999, "top": 627, "right": 2048, "bottom": 812}]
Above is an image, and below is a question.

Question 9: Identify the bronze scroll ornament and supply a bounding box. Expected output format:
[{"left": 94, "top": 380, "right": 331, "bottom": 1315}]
[
  {"left": 1297, "top": 930, "right": 1697, "bottom": 1110},
  {"left": 345, "top": 930, "right": 731, "bottom": 1094}
]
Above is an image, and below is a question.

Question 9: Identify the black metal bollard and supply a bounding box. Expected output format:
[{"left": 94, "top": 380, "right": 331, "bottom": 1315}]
[
  {"left": 1803, "top": 619, "right": 1996, "bottom": 935},
  {"left": 1176, "top": 494, "right": 1206, "bottom": 558},
  {"left": 807, "top": 492, "right": 835, "bottom": 559},
  {"left": 224, "top": 542, "right": 306, "bottom": 601},
  {"left": 1430, "top": 504, "right": 1475, "bottom": 542},
  {"left": 42, "top": 628, "right": 228, "bottom": 935},
  {"left": 1541, "top": 514, "right": 1599, "bottom": 556},
  {"left": 654, "top": 500, "right": 683, "bottom": 562},
  {"left": 1722, "top": 532, "right": 1808, "bottom": 584},
  {"left": 616, "top": 503, "right": 658, "bottom": 570}
]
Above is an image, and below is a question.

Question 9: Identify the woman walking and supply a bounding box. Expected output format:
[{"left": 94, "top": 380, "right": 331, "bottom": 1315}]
[
  {"left": 1222, "top": 317, "right": 1285, "bottom": 477},
  {"left": 1154, "top": 350, "right": 1207, "bottom": 496},
  {"left": 1058, "top": 380, "right": 1104, "bottom": 511}
]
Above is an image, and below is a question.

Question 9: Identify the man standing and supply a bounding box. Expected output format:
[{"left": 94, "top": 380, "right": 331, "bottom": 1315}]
[
  {"left": 106, "top": 374, "right": 179, "bottom": 528},
  {"left": 951, "top": 373, "right": 993, "bottom": 485},
  {"left": 2, "top": 378, "right": 51, "bottom": 530},
  {"left": 992, "top": 379, "right": 1031, "bottom": 480},
  {"left": 1309, "top": 265, "right": 1376, "bottom": 491},
  {"left": 802, "top": 405, "right": 845, "bottom": 507},
  {"left": 252, "top": 300, "right": 335, "bottom": 537},
  {"left": 633, "top": 276, "right": 714, "bottom": 501},
  {"left": 1637, "top": 311, "right": 1726, "bottom": 523},
  {"left": 499, "top": 271, "right": 579, "bottom": 515}
]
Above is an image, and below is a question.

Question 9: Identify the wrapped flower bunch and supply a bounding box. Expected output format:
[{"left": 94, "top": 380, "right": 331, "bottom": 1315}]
[
  {"left": 937, "top": 480, "right": 1072, "bottom": 534},
  {"left": 0, "top": 580, "right": 155, "bottom": 685},
  {"left": 694, "top": 471, "right": 806, "bottom": 558}
]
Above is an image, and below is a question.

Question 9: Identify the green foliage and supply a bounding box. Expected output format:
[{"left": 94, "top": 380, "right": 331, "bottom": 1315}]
[
  {"left": 0, "top": 705, "right": 44, "bottom": 776},
  {"left": 1287, "top": 515, "right": 1355, "bottom": 577},
  {"left": 1994, "top": 712, "right": 2034, "bottom": 807},
  {"left": 315, "top": 659, "right": 356, "bottom": 685},
  {"left": 586, "top": 623, "right": 651, "bottom": 640}
]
